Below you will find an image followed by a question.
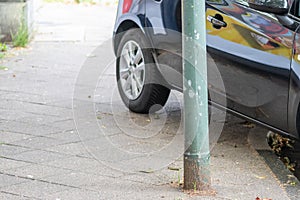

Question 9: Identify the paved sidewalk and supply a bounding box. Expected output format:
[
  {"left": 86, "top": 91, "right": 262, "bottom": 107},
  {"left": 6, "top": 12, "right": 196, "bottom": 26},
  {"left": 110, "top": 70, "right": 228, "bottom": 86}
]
[{"left": 0, "top": 3, "right": 299, "bottom": 200}]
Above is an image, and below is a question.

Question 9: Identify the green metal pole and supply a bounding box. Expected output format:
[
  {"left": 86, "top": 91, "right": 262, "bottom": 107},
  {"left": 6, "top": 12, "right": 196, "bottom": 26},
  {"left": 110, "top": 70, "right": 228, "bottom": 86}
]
[{"left": 182, "top": 0, "right": 210, "bottom": 190}]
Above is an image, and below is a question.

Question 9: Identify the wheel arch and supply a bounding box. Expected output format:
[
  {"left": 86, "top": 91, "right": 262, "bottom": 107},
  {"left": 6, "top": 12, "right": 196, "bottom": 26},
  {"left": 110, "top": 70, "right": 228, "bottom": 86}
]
[
  {"left": 113, "top": 16, "right": 146, "bottom": 55},
  {"left": 288, "top": 79, "right": 300, "bottom": 140},
  {"left": 289, "top": 100, "right": 300, "bottom": 140}
]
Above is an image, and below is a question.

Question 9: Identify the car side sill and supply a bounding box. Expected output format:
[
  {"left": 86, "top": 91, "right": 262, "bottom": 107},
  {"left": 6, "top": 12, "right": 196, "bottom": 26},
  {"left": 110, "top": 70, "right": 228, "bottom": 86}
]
[{"left": 209, "top": 100, "right": 298, "bottom": 140}]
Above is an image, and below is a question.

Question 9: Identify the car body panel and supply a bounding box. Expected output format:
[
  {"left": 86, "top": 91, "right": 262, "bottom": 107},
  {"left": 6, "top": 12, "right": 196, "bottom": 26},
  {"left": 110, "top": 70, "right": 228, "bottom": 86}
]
[
  {"left": 289, "top": 25, "right": 300, "bottom": 137},
  {"left": 205, "top": 2, "right": 293, "bottom": 132},
  {"left": 113, "top": 0, "right": 146, "bottom": 54},
  {"left": 113, "top": 0, "right": 300, "bottom": 139}
]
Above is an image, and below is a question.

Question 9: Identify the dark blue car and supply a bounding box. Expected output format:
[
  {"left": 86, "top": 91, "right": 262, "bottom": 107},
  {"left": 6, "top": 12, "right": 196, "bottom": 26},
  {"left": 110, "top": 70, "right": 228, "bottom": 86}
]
[{"left": 113, "top": 0, "right": 300, "bottom": 139}]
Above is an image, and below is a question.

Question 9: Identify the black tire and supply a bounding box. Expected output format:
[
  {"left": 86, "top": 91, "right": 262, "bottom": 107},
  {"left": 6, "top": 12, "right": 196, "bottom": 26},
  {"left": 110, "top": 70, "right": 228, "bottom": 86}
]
[{"left": 116, "top": 29, "right": 170, "bottom": 114}]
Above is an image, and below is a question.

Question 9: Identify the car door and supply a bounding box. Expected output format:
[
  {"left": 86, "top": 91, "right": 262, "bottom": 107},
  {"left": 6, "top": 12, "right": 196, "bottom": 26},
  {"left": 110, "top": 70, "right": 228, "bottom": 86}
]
[
  {"left": 288, "top": 0, "right": 300, "bottom": 137},
  {"left": 145, "top": 0, "right": 295, "bottom": 132},
  {"left": 206, "top": 0, "right": 296, "bottom": 132}
]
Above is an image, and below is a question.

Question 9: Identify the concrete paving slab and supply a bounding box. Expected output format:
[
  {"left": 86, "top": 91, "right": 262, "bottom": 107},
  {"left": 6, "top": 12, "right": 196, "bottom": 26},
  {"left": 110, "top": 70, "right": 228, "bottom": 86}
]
[
  {"left": 43, "top": 171, "right": 108, "bottom": 188},
  {"left": 0, "top": 144, "right": 30, "bottom": 157},
  {"left": 10, "top": 136, "right": 66, "bottom": 149},
  {"left": 44, "top": 155, "right": 124, "bottom": 178},
  {"left": 0, "top": 131, "right": 33, "bottom": 144},
  {"left": 1, "top": 179, "right": 73, "bottom": 199},
  {"left": 8, "top": 150, "right": 69, "bottom": 164},
  {"left": 0, "top": 191, "right": 31, "bottom": 200},
  {"left": 0, "top": 158, "right": 30, "bottom": 171},
  {"left": 0, "top": 174, "right": 26, "bottom": 188},
  {"left": 48, "top": 119, "right": 76, "bottom": 132},
  {"left": 0, "top": 120, "right": 62, "bottom": 136},
  {"left": 4, "top": 164, "right": 71, "bottom": 180},
  {"left": 34, "top": 3, "right": 116, "bottom": 42},
  {"left": 45, "top": 188, "right": 103, "bottom": 200},
  {"left": 44, "top": 142, "right": 87, "bottom": 157}
]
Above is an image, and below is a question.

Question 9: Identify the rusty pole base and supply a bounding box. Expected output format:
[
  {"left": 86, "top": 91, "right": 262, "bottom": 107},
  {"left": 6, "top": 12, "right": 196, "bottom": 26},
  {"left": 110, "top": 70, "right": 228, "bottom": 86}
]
[{"left": 183, "top": 154, "right": 211, "bottom": 192}]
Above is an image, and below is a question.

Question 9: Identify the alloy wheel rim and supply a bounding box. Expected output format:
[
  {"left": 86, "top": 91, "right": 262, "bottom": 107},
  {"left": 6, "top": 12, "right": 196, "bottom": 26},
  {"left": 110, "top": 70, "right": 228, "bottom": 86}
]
[{"left": 119, "top": 40, "right": 145, "bottom": 100}]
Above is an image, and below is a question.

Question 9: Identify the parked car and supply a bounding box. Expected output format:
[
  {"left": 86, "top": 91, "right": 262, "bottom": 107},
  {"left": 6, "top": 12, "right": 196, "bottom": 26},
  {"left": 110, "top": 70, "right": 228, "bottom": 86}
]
[{"left": 113, "top": 0, "right": 300, "bottom": 139}]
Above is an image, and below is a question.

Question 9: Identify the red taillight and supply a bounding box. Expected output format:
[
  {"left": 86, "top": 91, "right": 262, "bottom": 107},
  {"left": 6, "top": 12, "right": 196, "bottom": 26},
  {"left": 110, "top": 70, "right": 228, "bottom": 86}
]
[{"left": 122, "top": 0, "right": 133, "bottom": 14}]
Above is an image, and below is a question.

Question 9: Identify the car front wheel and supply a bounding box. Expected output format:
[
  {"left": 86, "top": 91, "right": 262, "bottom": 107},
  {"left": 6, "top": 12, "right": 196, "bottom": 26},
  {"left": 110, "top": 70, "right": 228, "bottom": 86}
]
[{"left": 116, "top": 29, "right": 170, "bottom": 114}]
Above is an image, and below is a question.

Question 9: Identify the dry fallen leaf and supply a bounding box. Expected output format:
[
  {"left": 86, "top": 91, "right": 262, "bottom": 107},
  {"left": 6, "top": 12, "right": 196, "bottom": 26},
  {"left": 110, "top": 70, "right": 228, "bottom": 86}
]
[
  {"left": 255, "top": 175, "right": 266, "bottom": 180},
  {"left": 241, "top": 121, "right": 255, "bottom": 128},
  {"left": 168, "top": 166, "right": 181, "bottom": 171},
  {"left": 139, "top": 169, "right": 154, "bottom": 173},
  {"left": 256, "top": 197, "right": 272, "bottom": 200}
]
